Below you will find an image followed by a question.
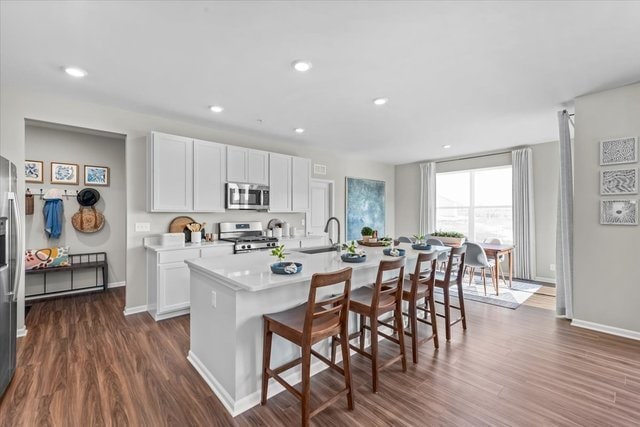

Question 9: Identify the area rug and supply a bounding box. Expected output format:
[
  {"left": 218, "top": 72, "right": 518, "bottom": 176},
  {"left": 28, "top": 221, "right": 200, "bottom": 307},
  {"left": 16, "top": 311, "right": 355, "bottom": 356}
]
[{"left": 433, "top": 278, "right": 544, "bottom": 309}]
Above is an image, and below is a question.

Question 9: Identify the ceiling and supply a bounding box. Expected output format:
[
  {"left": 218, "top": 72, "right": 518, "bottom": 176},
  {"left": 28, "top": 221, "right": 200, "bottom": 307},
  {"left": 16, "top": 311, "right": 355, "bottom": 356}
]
[{"left": 2, "top": 1, "right": 639, "bottom": 164}]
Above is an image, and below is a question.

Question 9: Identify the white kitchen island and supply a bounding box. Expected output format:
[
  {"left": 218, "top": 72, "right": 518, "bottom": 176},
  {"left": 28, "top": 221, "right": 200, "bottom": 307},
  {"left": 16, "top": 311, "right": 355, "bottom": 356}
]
[{"left": 185, "top": 243, "right": 448, "bottom": 416}]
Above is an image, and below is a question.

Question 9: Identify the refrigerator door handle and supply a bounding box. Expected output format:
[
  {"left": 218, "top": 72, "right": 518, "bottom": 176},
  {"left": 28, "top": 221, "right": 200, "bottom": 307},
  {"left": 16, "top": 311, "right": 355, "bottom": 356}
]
[{"left": 8, "top": 192, "right": 22, "bottom": 302}]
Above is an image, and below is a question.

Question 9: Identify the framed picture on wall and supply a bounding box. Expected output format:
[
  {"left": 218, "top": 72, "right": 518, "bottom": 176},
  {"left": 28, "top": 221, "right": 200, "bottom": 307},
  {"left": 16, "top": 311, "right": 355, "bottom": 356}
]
[
  {"left": 84, "top": 165, "right": 110, "bottom": 186},
  {"left": 50, "top": 162, "right": 79, "bottom": 185},
  {"left": 599, "top": 136, "right": 638, "bottom": 165},
  {"left": 600, "top": 199, "right": 638, "bottom": 225},
  {"left": 600, "top": 168, "right": 638, "bottom": 195},
  {"left": 24, "top": 160, "right": 44, "bottom": 183}
]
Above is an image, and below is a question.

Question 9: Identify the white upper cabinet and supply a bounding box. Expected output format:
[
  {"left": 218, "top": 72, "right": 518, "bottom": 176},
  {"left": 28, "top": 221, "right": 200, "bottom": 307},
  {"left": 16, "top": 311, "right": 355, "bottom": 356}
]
[
  {"left": 148, "top": 132, "right": 193, "bottom": 212},
  {"left": 292, "top": 156, "right": 311, "bottom": 212},
  {"left": 269, "top": 153, "right": 292, "bottom": 212},
  {"left": 148, "top": 132, "right": 225, "bottom": 212},
  {"left": 226, "top": 146, "right": 269, "bottom": 185},
  {"left": 193, "top": 139, "right": 226, "bottom": 212}
]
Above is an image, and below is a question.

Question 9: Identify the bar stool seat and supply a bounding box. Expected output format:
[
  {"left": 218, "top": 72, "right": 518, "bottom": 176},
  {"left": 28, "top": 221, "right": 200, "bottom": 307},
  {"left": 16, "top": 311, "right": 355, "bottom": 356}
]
[
  {"left": 261, "top": 267, "right": 354, "bottom": 427},
  {"left": 349, "top": 286, "right": 395, "bottom": 313}
]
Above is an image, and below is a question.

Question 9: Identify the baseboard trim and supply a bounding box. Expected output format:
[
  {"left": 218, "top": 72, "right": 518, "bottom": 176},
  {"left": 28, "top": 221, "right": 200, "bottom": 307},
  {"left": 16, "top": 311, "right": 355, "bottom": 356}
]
[
  {"left": 534, "top": 276, "right": 556, "bottom": 285},
  {"left": 187, "top": 349, "right": 333, "bottom": 417},
  {"left": 123, "top": 305, "right": 148, "bottom": 316},
  {"left": 17, "top": 327, "right": 28, "bottom": 338},
  {"left": 108, "top": 281, "right": 126, "bottom": 289},
  {"left": 572, "top": 319, "right": 640, "bottom": 341}
]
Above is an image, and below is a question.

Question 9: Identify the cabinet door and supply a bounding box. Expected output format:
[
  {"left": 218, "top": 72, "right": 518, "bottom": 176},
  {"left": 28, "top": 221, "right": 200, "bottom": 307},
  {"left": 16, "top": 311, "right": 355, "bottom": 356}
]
[
  {"left": 292, "top": 157, "right": 311, "bottom": 212},
  {"left": 247, "top": 149, "right": 269, "bottom": 185},
  {"left": 150, "top": 132, "right": 193, "bottom": 211},
  {"left": 157, "top": 262, "right": 190, "bottom": 314},
  {"left": 194, "top": 139, "right": 226, "bottom": 212},
  {"left": 268, "top": 153, "right": 292, "bottom": 212},
  {"left": 226, "top": 146, "right": 247, "bottom": 182}
]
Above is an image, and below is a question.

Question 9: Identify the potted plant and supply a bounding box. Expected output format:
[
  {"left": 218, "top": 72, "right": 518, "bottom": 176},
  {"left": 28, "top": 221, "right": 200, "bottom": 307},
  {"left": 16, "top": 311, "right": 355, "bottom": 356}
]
[
  {"left": 430, "top": 231, "right": 466, "bottom": 247},
  {"left": 270, "top": 245, "right": 302, "bottom": 274},
  {"left": 361, "top": 226, "right": 373, "bottom": 242},
  {"left": 341, "top": 240, "right": 367, "bottom": 263},
  {"left": 412, "top": 234, "right": 426, "bottom": 245}
]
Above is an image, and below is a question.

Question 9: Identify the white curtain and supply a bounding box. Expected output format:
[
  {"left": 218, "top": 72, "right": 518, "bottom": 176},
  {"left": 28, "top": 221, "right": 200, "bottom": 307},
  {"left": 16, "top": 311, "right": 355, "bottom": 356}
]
[
  {"left": 419, "top": 162, "right": 436, "bottom": 236},
  {"left": 512, "top": 148, "right": 536, "bottom": 280},
  {"left": 556, "top": 110, "right": 574, "bottom": 319}
]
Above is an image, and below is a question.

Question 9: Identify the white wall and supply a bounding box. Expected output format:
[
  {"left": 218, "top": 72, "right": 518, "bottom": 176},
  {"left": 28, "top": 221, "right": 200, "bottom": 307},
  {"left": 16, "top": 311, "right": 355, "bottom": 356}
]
[
  {"left": 24, "top": 123, "right": 126, "bottom": 292},
  {"left": 573, "top": 83, "right": 640, "bottom": 333},
  {"left": 395, "top": 145, "right": 558, "bottom": 282},
  {"left": 0, "top": 87, "right": 395, "bottom": 330}
]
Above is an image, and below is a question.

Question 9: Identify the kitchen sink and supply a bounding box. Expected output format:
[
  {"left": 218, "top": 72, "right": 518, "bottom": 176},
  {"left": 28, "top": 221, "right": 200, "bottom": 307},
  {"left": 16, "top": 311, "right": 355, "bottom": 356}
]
[{"left": 296, "top": 246, "right": 339, "bottom": 255}]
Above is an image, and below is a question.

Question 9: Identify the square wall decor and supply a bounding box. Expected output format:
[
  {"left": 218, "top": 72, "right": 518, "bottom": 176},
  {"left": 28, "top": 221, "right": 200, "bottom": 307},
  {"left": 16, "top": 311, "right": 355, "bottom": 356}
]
[
  {"left": 600, "top": 168, "right": 638, "bottom": 195},
  {"left": 84, "top": 165, "right": 110, "bottom": 186},
  {"left": 600, "top": 199, "right": 638, "bottom": 225},
  {"left": 600, "top": 136, "right": 638, "bottom": 165},
  {"left": 25, "top": 160, "right": 44, "bottom": 183}
]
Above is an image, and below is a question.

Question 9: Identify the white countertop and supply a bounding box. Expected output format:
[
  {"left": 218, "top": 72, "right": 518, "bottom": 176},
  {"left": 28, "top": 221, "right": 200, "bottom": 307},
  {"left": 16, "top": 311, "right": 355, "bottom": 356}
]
[
  {"left": 186, "top": 243, "right": 449, "bottom": 292},
  {"left": 144, "top": 240, "right": 234, "bottom": 252}
]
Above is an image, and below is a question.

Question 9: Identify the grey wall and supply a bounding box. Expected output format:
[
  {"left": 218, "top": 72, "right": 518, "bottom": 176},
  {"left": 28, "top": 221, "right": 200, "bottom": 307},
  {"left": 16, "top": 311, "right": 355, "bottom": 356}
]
[
  {"left": 395, "top": 145, "right": 559, "bottom": 282},
  {"left": 0, "top": 87, "right": 395, "bottom": 330},
  {"left": 573, "top": 83, "right": 640, "bottom": 333},
  {"left": 24, "top": 124, "right": 126, "bottom": 292}
]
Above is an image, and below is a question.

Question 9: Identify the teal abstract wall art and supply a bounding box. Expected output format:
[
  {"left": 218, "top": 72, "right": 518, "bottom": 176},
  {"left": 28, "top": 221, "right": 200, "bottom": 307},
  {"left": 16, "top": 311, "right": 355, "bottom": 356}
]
[{"left": 345, "top": 177, "right": 385, "bottom": 241}]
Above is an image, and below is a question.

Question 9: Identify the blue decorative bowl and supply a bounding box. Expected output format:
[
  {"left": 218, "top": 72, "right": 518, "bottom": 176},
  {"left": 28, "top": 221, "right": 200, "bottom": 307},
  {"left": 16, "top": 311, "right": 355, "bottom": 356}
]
[
  {"left": 383, "top": 248, "right": 406, "bottom": 257},
  {"left": 270, "top": 262, "right": 303, "bottom": 275},
  {"left": 341, "top": 254, "right": 367, "bottom": 263},
  {"left": 412, "top": 244, "right": 432, "bottom": 251}
]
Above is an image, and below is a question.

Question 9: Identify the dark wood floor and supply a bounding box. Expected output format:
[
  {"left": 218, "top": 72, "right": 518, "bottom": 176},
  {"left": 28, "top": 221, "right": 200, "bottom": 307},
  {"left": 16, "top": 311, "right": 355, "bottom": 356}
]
[{"left": 1, "top": 286, "right": 638, "bottom": 427}]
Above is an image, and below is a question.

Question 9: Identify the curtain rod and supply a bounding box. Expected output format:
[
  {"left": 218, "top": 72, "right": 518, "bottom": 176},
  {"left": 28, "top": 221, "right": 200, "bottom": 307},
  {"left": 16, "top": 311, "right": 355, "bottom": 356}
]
[{"left": 434, "top": 149, "right": 515, "bottom": 165}]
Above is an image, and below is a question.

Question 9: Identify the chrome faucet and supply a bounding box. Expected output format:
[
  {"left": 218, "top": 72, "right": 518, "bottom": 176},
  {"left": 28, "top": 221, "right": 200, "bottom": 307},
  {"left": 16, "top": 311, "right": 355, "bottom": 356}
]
[{"left": 324, "top": 216, "right": 341, "bottom": 247}]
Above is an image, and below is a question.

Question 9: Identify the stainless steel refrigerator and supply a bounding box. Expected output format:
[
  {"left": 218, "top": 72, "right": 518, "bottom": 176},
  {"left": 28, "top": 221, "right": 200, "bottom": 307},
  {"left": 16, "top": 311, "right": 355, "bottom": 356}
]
[{"left": 1, "top": 155, "right": 22, "bottom": 397}]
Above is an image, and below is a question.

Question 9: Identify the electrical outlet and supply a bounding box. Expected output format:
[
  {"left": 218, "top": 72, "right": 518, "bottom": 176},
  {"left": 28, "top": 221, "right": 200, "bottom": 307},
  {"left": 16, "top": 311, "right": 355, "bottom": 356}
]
[
  {"left": 211, "top": 291, "right": 217, "bottom": 308},
  {"left": 301, "top": 219, "right": 305, "bottom": 226},
  {"left": 135, "top": 222, "right": 151, "bottom": 232},
  {"left": 550, "top": 264, "right": 556, "bottom": 272}
]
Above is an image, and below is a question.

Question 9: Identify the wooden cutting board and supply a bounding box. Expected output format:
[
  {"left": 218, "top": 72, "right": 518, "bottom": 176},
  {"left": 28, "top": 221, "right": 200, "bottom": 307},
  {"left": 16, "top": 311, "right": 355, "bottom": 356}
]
[
  {"left": 357, "top": 240, "right": 387, "bottom": 247},
  {"left": 169, "top": 216, "right": 195, "bottom": 233}
]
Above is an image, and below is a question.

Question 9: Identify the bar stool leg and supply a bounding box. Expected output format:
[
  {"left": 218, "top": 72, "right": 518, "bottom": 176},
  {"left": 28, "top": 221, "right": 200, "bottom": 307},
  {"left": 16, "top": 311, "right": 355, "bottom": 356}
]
[
  {"left": 370, "top": 315, "right": 379, "bottom": 393},
  {"left": 340, "top": 323, "right": 354, "bottom": 410},
  {"left": 359, "top": 314, "right": 366, "bottom": 352},
  {"left": 408, "top": 300, "right": 418, "bottom": 364},
  {"left": 261, "top": 323, "right": 273, "bottom": 405},
  {"left": 395, "top": 304, "right": 407, "bottom": 372},
  {"left": 457, "top": 279, "right": 467, "bottom": 331},
  {"left": 443, "top": 286, "right": 452, "bottom": 341},
  {"left": 427, "top": 293, "right": 439, "bottom": 349},
  {"left": 301, "top": 344, "right": 312, "bottom": 427}
]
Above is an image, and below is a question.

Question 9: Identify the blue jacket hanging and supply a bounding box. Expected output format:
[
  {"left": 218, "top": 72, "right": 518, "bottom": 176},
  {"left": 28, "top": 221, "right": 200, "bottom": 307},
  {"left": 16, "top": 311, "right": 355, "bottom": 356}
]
[{"left": 43, "top": 199, "right": 63, "bottom": 239}]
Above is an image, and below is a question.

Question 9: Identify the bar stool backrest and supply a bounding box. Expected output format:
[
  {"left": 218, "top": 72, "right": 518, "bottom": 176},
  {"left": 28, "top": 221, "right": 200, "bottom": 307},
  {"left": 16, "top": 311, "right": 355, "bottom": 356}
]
[
  {"left": 372, "top": 258, "right": 406, "bottom": 311},
  {"left": 410, "top": 252, "right": 438, "bottom": 295},
  {"left": 304, "top": 267, "right": 353, "bottom": 342},
  {"left": 443, "top": 246, "right": 467, "bottom": 287}
]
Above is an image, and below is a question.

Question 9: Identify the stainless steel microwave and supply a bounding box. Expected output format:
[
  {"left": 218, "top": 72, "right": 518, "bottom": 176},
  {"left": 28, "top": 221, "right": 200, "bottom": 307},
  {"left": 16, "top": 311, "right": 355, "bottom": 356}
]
[{"left": 225, "top": 183, "right": 270, "bottom": 210}]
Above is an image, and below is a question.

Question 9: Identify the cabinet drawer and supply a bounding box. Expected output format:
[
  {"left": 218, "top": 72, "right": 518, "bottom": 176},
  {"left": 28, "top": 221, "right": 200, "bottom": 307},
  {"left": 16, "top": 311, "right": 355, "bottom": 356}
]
[{"left": 158, "top": 249, "right": 201, "bottom": 264}]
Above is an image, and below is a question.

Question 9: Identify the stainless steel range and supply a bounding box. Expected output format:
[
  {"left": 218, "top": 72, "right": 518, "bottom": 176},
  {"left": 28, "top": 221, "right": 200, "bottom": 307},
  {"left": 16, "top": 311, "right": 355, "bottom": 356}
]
[{"left": 219, "top": 221, "right": 279, "bottom": 254}]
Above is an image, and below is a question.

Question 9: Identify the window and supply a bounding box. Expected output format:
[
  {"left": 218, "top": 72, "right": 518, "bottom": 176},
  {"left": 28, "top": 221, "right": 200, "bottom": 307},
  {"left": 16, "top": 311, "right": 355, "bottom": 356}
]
[{"left": 435, "top": 166, "right": 513, "bottom": 243}]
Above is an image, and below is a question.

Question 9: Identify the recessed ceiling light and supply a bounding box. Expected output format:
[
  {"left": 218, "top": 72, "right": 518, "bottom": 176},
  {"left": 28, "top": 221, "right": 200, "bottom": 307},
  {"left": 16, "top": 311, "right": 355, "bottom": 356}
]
[
  {"left": 372, "top": 97, "right": 389, "bottom": 106},
  {"left": 442, "top": 144, "right": 452, "bottom": 149},
  {"left": 292, "top": 60, "right": 312, "bottom": 72},
  {"left": 64, "top": 67, "right": 87, "bottom": 78},
  {"left": 294, "top": 128, "right": 305, "bottom": 134},
  {"left": 209, "top": 105, "right": 224, "bottom": 113}
]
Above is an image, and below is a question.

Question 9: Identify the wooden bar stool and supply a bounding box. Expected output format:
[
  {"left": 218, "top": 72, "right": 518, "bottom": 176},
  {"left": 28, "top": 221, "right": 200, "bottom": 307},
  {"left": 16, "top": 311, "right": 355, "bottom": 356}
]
[
  {"left": 261, "top": 267, "right": 354, "bottom": 427},
  {"left": 332, "top": 258, "right": 407, "bottom": 393},
  {"left": 432, "top": 246, "right": 467, "bottom": 341},
  {"left": 400, "top": 251, "right": 439, "bottom": 363}
]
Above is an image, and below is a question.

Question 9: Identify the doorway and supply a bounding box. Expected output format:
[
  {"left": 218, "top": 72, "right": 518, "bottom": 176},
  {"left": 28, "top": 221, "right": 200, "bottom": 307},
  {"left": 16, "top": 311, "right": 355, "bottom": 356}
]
[{"left": 307, "top": 179, "right": 334, "bottom": 240}]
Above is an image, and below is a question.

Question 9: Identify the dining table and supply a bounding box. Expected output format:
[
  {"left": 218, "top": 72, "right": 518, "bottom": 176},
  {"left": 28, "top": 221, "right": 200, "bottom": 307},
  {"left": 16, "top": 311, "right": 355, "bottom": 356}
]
[{"left": 478, "top": 242, "right": 515, "bottom": 292}]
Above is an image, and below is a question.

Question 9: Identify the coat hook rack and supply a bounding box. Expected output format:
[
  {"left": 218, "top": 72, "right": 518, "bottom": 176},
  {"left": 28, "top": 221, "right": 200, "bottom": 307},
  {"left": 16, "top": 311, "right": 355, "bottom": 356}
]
[{"left": 26, "top": 188, "right": 77, "bottom": 200}]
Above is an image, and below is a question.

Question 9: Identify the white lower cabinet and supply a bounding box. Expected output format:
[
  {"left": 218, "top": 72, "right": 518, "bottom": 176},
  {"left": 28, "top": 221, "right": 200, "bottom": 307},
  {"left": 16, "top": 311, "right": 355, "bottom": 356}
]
[{"left": 147, "top": 245, "right": 233, "bottom": 321}]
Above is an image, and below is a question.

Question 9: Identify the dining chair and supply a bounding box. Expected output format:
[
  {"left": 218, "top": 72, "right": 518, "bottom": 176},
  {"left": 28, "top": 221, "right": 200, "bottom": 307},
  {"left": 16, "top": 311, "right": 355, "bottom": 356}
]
[
  {"left": 483, "top": 237, "right": 507, "bottom": 286},
  {"left": 427, "top": 238, "right": 449, "bottom": 270},
  {"left": 464, "top": 242, "right": 497, "bottom": 296},
  {"left": 262, "top": 267, "right": 354, "bottom": 426},
  {"left": 397, "top": 236, "right": 414, "bottom": 243}
]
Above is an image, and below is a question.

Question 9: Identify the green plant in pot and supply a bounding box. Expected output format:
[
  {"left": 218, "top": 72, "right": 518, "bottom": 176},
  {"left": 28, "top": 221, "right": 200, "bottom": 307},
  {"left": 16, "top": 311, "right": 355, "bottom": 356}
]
[
  {"left": 413, "top": 234, "right": 426, "bottom": 245},
  {"left": 361, "top": 226, "right": 373, "bottom": 242},
  {"left": 271, "top": 244, "right": 286, "bottom": 262},
  {"left": 342, "top": 240, "right": 365, "bottom": 256},
  {"left": 270, "top": 245, "right": 301, "bottom": 274},
  {"left": 430, "top": 230, "right": 466, "bottom": 246}
]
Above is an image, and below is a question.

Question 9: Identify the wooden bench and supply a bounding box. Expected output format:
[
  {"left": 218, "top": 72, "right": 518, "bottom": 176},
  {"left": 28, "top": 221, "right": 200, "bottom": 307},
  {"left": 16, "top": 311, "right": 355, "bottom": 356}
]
[{"left": 25, "top": 252, "right": 108, "bottom": 300}]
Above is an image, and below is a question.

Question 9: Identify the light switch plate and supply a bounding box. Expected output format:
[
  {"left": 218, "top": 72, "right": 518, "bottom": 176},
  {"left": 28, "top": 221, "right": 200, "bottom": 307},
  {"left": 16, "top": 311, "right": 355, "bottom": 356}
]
[
  {"left": 135, "top": 222, "right": 151, "bottom": 232},
  {"left": 211, "top": 291, "right": 217, "bottom": 308}
]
